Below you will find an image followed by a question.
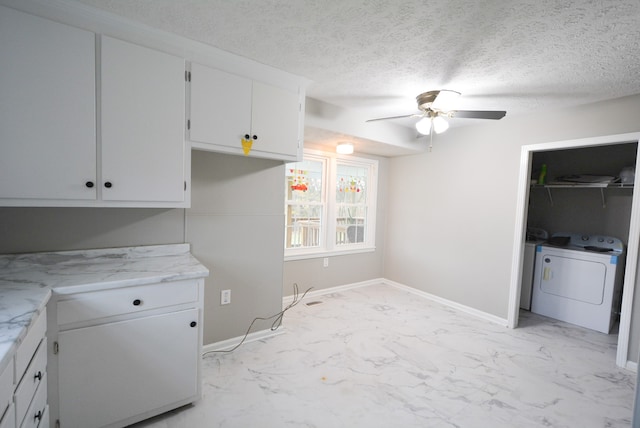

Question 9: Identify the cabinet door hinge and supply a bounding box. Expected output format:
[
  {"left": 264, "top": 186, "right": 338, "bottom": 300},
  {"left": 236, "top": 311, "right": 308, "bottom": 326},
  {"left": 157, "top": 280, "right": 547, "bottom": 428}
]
[
  {"left": 55, "top": 419, "right": 60, "bottom": 428},
  {"left": 187, "top": 119, "right": 190, "bottom": 130},
  {"left": 185, "top": 70, "right": 191, "bottom": 82},
  {"left": 184, "top": 181, "right": 187, "bottom": 191},
  {"left": 53, "top": 341, "right": 59, "bottom": 355}
]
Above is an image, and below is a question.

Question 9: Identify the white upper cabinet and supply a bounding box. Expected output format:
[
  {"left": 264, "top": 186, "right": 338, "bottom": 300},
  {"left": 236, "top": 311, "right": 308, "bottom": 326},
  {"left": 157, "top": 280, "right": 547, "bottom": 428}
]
[
  {"left": 0, "top": 2, "right": 307, "bottom": 206},
  {"left": 189, "top": 64, "right": 252, "bottom": 152},
  {"left": 101, "top": 36, "right": 186, "bottom": 203},
  {"left": 0, "top": 7, "right": 189, "bottom": 207},
  {"left": 189, "top": 63, "right": 302, "bottom": 161},
  {"left": 0, "top": 6, "right": 96, "bottom": 201},
  {"left": 251, "top": 81, "right": 301, "bottom": 158}
]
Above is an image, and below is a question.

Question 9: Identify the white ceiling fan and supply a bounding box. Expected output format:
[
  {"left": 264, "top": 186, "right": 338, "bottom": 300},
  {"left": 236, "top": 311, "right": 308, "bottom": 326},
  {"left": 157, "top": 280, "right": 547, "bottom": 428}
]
[{"left": 366, "top": 90, "right": 506, "bottom": 136}]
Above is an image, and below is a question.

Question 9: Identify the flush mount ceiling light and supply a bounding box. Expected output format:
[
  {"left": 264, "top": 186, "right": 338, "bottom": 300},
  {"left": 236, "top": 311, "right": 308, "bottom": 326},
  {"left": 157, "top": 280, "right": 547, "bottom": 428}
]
[{"left": 336, "top": 142, "right": 354, "bottom": 154}]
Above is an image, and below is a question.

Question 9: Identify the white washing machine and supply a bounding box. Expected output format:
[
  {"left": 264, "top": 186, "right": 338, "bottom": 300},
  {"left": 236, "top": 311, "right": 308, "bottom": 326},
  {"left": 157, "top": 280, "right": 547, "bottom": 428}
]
[{"left": 531, "top": 233, "right": 626, "bottom": 333}]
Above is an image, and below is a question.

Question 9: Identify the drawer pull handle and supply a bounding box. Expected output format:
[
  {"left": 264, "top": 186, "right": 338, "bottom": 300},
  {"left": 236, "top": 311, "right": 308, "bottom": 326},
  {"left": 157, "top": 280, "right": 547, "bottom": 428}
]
[
  {"left": 34, "top": 371, "right": 42, "bottom": 381},
  {"left": 34, "top": 410, "right": 43, "bottom": 422},
  {"left": 190, "top": 321, "right": 197, "bottom": 328},
  {"left": 133, "top": 299, "right": 142, "bottom": 306}
]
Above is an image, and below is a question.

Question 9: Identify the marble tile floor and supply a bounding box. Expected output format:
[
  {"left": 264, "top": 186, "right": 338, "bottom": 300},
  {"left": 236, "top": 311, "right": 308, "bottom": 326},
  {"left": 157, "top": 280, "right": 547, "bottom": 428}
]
[{"left": 133, "top": 283, "right": 636, "bottom": 428}]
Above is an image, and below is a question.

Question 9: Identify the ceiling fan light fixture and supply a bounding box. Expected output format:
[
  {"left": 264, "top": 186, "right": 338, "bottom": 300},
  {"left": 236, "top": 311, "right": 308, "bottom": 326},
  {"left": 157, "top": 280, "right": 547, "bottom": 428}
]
[
  {"left": 415, "top": 117, "right": 432, "bottom": 135},
  {"left": 430, "top": 90, "right": 461, "bottom": 111},
  {"left": 336, "top": 142, "right": 354, "bottom": 154},
  {"left": 432, "top": 116, "right": 450, "bottom": 134}
]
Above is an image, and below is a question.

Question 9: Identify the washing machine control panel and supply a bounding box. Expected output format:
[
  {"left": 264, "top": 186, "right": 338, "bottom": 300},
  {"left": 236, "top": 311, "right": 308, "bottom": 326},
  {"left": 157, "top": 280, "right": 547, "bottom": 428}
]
[{"left": 551, "top": 233, "right": 624, "bottom": 254}]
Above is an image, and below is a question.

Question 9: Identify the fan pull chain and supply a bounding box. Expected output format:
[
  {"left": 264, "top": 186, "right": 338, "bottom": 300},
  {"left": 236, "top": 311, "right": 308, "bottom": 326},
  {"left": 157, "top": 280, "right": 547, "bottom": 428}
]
[{"left": 429, "top": 117, "right": 434, "bottom": 152}]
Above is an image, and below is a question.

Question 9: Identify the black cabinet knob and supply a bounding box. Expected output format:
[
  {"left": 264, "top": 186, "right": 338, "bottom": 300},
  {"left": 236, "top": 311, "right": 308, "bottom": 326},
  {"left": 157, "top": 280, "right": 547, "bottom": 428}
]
[
  {"left": 104, "top": 181, "right": 112, "bottom": 188},
  {"left": 133, "top": 299, "right": 142, "bottom": 306},
  {"left": 85, "top": 181, "right": 94, "bottom": 188},
  {"left": 34, "top": 371, "right": 42, "bottom": 381},
  {"left": 34, "top": 410, "right": 42, "bottom": 421},
  {"left": 244, "top": 134, "right": 250, "bottom": 139},
  {"left": 190, "top": 321, "right": 197, "bottom": 328},
  {"left": 252, "top": 135, "right": 257, "bottom": 140}
]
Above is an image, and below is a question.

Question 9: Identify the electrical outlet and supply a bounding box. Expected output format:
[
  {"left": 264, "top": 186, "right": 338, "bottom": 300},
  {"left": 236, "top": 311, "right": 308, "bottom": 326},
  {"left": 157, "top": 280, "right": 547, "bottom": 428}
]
[
  {"left": 221, "top": 289, "right": 231, "bottom": 305},
  {"left": 323, "top": 257, "right": 329, "bottom": 268}
]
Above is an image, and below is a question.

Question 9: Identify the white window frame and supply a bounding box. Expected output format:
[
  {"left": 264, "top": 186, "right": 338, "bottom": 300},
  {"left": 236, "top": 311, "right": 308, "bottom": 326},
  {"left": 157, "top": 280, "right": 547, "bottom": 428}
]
[{"left": 285, "top": 148, "right": 378, "bottom": 261}]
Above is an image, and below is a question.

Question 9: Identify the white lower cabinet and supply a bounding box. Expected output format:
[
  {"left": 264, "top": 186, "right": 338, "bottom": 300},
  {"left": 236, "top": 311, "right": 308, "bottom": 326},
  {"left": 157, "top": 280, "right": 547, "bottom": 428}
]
[
  {"left": 0, "top": 359, "right": 13, "bottom": 428},
  {"left": 51, "top": 279, "right": 203, "bottom": 428},
  {"left": 0, "top": 310, "right": 47, "bottom": 428},
  {"left": 0, "top": 404, "right": 14, "bottom": 428},
  {"left": 14, "top": 340, "right": 47, "bottom": 428}
]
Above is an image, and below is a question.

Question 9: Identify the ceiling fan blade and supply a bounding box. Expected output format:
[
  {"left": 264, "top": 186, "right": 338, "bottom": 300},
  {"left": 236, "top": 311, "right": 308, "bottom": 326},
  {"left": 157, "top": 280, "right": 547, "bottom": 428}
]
[
  {"left": 450, "top": 110, "right": 506, "bottom": 120},
  {"left": 366, "top": 113, "right": 419, "bottom": 122}
]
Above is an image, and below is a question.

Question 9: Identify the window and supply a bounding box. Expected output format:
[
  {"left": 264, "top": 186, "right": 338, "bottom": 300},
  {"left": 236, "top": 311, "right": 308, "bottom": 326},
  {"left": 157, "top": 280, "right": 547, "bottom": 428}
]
[{"left": 285, "top": 149, "right": 378, "bottom": 259}]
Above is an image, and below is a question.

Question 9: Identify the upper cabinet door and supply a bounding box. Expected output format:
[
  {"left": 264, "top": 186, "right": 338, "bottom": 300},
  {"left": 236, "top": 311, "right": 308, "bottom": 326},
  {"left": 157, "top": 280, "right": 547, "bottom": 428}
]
[
  {"left": 189, "top": 63, "right": 252, "bottom": 148},
  {"left": 250, "top": 81, "right": 300, "bottom": 158},
  {"left": 101, "top": 36, "right": 185, "bottom": 203},
  {"left": 188, "top": 62, "right": 301, "bottom": 161},
  {"left": 0, "top": 6, "right": 96, "bottom": 200}
]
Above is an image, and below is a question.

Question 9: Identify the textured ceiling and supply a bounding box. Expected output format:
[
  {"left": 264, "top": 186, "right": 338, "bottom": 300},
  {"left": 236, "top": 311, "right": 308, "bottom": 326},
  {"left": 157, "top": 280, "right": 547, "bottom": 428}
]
[{"left": 73, "top": 0, "right": 640, "bottom": 133}]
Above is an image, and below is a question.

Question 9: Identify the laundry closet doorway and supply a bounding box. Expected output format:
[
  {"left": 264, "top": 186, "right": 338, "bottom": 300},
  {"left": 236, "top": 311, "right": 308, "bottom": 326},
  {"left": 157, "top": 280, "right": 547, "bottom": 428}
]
[{"left": 508, "top": 132, "right": 640, "bottom": 369}]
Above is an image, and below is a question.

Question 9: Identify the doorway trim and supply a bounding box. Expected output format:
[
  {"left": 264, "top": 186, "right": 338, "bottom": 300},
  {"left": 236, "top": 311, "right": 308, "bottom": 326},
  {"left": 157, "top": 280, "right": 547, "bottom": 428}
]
[{"left": 508, "top": 132, "right": 640, "bottom": 369}]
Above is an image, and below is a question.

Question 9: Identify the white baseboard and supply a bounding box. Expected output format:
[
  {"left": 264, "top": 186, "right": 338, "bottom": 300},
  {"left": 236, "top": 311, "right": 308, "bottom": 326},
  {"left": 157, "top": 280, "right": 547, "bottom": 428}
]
[
  {"left": 282, "top": 278, "right": 383, "bottom": 306},
  {"left": 382, "top": 279, "right": 510, "bottom": 327},
  {"left": 283, "top": 277, "right": 509, "bottom": 328},
  {"left": 202, "top": 327, "right": 285, "bottom": 354}
]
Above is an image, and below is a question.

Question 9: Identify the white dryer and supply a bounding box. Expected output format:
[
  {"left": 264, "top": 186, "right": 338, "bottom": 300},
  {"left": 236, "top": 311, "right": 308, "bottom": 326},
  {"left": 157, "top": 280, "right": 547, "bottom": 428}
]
[{"left": 531, "top": 233, "right": 625, "bottom": 333}]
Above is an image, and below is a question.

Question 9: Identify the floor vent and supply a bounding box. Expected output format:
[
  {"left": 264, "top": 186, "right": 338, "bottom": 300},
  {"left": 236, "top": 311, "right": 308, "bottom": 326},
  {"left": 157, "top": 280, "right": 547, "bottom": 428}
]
[{"left": 306, "top": 301, "right": 323, "bottom": 306}]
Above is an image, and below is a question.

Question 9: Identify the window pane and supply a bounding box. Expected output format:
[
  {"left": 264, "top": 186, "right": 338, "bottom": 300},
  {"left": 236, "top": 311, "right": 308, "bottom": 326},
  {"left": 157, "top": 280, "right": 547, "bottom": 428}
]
[
  {"left": 336, "top": 163, "right": 368, "bottom": 245},
  {"left": 285, "top": 159, "right": 323, "bottom": 249},
  {"left": 286, "top": 160, "right": 322, "bottom": 204},
  {"left": 336, "top": 164, "right": 367, "bottom": 204},
  {"left": 285, "top": 204, "right": 322, "bottom": 248},
  {"left": 336, "top": 205, "right": 366, "bottom": 244}
]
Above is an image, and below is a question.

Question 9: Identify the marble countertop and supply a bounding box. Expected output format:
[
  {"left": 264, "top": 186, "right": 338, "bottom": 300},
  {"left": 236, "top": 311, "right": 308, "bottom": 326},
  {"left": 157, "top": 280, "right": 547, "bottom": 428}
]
[{"left": 0, "top": 243, "right": 209, "bottom": 373}]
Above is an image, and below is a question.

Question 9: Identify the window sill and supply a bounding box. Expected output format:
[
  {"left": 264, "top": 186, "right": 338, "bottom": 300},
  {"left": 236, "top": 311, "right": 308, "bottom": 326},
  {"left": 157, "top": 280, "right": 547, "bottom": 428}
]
[{"left": 284, "top": 246, "right": 376, "bottom": 262}]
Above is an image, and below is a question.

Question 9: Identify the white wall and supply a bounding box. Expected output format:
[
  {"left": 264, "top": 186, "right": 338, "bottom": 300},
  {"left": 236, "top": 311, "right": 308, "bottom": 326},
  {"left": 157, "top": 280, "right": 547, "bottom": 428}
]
[{"left": 385, "top": 94, "right": 640, "bottom": 361}]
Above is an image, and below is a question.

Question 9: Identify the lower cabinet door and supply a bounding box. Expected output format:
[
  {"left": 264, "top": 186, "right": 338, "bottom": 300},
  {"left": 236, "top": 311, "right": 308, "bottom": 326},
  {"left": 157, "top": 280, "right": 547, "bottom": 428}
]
[
  {"left": 0, "top": 404, "right": 15, "bottom": 428},
  {"left": 58, "top": 309, "right": 199, "bottom": 428}
]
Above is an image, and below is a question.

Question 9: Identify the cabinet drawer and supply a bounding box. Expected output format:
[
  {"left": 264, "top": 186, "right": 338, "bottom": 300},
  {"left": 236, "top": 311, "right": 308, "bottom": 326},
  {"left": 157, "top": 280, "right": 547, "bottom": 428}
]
[
  {"left": 0, "top": 360, "right": 13, "bottom": 424},
  {"left": 14, "top": 340, "right": 46, "bottom": 427},
  {"left": 57, "top": 280, "right": 198, "bottom": 325},
  {"left": 19, "top": 375, "right": 46, "bottom": 428},
  {"left": 0, "top": 403, "right": 14, "bottom": 428},
  {"left": 15, "top": 311, "right": 46, "bottom": 384}
]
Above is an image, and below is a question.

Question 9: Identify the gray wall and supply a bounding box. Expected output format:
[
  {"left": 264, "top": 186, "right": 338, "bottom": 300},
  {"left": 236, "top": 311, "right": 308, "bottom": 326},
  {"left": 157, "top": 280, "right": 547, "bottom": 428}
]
[
  {"left": 283, "top": 152, "right": 389, "bottom": 296},
  {"left": 0, "top": 207, "right": 183, "bottom": 254},
  {"left": 385, "top": 93, "right": 640, "bottom": 362},
  {"left": 187, "top": 150, "right": 285, "bottom": 345}
]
